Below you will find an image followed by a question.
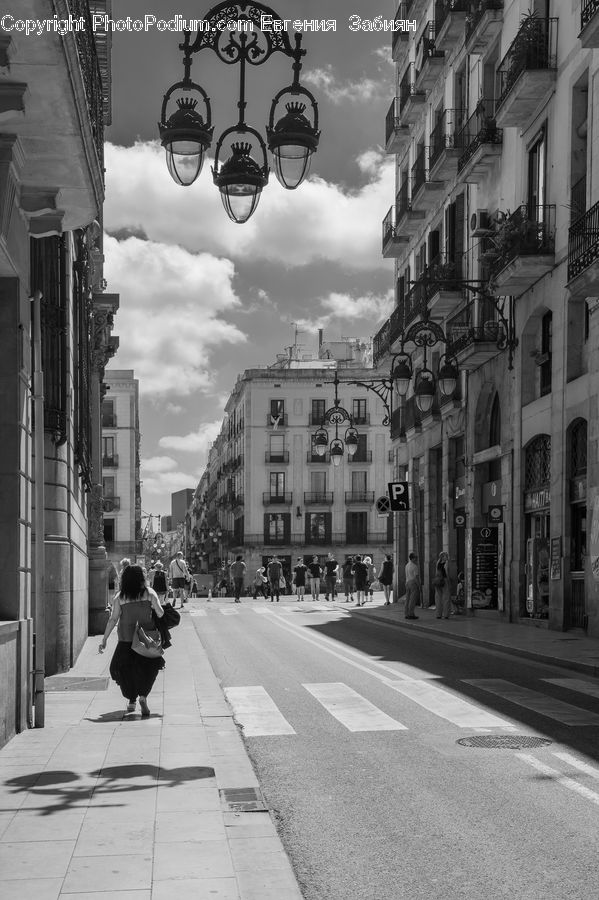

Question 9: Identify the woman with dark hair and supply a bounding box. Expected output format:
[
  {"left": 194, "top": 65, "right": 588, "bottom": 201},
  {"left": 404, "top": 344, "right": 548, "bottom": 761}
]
[
  {"left": 434, "top": 551, "right": 452, "bottom": 620},
  {"left": 99, "top": 564, "right": 165, "bottom": 717}
]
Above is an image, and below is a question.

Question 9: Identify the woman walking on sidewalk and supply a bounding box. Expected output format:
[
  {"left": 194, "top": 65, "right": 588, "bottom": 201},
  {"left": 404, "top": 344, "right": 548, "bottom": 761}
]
[
  {"left": 99, "top": 564, "right": 165, "bottom": 717},
  {"left": 434, "top": 551, "right": 452, "bottom": 619},
  {"left": 378, "top": 554, "right": 394, "bottom": 605}
]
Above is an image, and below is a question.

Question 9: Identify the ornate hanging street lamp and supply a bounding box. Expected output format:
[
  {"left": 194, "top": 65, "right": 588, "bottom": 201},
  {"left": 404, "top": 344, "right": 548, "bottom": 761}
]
[
  {"left": 159, "top": 2, "right": 320, "bottom": 223},
  {"left": 311, "top": 371, "right": 360, "bottom": 467}
]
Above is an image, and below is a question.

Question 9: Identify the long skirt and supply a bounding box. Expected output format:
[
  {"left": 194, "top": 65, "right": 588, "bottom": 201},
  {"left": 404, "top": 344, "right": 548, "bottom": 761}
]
[{"left": 109, "top": 641, "right": 164, "bottom": 701}]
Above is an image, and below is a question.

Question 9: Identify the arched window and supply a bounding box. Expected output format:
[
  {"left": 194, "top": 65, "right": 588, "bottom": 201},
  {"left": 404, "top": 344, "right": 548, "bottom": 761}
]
[
  {"left": 525, "top": 435, "right": 551, "bottom": 491},
  {"left": 570, "top": 419, "right": 587, "bottom": 478}
]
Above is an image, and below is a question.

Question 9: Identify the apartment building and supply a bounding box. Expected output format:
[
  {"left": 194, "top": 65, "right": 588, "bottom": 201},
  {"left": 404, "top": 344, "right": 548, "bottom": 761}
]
[
  {"left": 191, "top": 340, "right": 395, "bottom": 581},
  {"left": 376, "top": 0, "right": 599, "bottom": 633},
  {"left": 101, "top": 370, "right": 142, "bottom": 574}
]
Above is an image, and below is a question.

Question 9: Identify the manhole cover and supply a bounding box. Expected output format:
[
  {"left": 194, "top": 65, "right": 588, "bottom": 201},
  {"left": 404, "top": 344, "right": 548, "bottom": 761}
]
[
  {"left": 457, "top": 735, "right": 552, "bottom": 750},
  {"left": 45, "top": 676, "right": 109, "bottom": 692},
  {"left": 219, "top": 787, "right": 268, "bottom": 812}
]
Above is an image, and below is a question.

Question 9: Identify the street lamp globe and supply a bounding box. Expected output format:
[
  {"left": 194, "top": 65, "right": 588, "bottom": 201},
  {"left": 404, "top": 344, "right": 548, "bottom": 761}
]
[
  {"left": 414, "top": 369, "right": 436, "bottom": 415},
  {"left": 313, "top": 429, "right": 329, "bottom": 457},
  {"left": 330, "top": 439, "right": 344, "bottom": 467},
  {"left": 392, "top": 355, "right": 412, "bottom": 397},
  {"left": 268, "top": 100, "right": 319, "bottom": 190},
  {"left": 438, "top": 357, "right": 459, "bottom": 398},
  {"left": 213, "top": 141, "right": 268, "bottom": 224},
  {"left": 345, "top": 427, "right": 359, "bottom": 457},
  {"left": 159, "top": 94, "right": 213, "bottom": 187}
]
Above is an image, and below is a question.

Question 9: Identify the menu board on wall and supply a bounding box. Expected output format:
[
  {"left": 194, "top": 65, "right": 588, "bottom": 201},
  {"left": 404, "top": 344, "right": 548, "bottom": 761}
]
[{"left": 471, "top": 526, "right": 499, "bottom": 608}]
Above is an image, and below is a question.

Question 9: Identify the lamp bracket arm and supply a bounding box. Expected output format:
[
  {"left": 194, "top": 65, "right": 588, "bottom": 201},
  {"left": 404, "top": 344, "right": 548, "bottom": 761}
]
[{"left": 342, "top": 378, "right": 393, "bottom": 427}]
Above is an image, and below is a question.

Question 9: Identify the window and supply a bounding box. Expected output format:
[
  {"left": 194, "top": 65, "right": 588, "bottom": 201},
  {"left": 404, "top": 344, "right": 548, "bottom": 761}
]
[
  {"left": 264, "top": 513, "right": 290, "bottom": 544},
  {"left": 270, "top": 472, "right": 285, "bottom": 497},
  {"left": 103, "top": 519, "right": 114, "bottom": 542},
  {"left": 305, "top": 512, "right": 331, "bottom": 544},
  {"left": 102, "top": 436, "right": 115, "bottom": 459},
  {"left": 103, "top": 476, "right": 115, "bottom": 498},
  {"left": 270, "top": 399, "right": 285, "bottom": 418},
  {"left": 269, "top": 434, "right": 285, "bottom": 461},
  {"left": 525, "top": 435, "right": 551, "bottom": 490},
  {"left": 540, "top": 312, "right": 552, "bottom": 396},
  {"left": 528, "top": 128, "right": 546, "bottom": 214},
  {"left": 346, "top": 511, "right": 367, "bottom": 544},
  {"left": 310, "top": 471, "right": 327, "bottom": 493},
  {"left": 352, "top": 399, "right": 367, "bottom": 425},
  {"left": 353, "top": 434, "right": 369, "bottom": 462},
  {"left": 102, "top": 399, "right": 115, "bottom": 428},
  {"left": 352, "top": 471, "right": 367, "bottom": 493},
  {"left": 311, "top": 399, "right": 325, "bottom": 424}
]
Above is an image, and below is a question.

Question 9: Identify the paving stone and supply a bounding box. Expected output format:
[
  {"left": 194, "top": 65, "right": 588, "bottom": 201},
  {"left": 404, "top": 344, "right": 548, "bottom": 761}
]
[
  {"left": 61, "top": 853, "right": 153, "bottom": 893},
  {"left": 0, "top": 840, "right": 75, "bottom": 880}
]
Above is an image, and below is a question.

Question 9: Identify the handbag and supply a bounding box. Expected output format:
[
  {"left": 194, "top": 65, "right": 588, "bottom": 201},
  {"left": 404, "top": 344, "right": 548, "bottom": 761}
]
[
  {"left": 132, "top": 621, "right": 164, "bottom": 658},
  {"left": 161, "top": 603, "right": 181, "bottom": 629},
  {"left": 279, "top": 576, "right": 286, "bottom": 590}
]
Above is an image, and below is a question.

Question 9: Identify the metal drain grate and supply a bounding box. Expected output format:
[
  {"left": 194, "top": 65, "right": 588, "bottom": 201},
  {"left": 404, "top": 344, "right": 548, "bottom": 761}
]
[
  {"left": 457, "top": 735, "right": 552, "bottom": 750},
  {"left": 219, "top": 787, "right": 268, "bottom": 812},
  {"left": 45, "top": 676, "right": 110, "bottom": 692}
]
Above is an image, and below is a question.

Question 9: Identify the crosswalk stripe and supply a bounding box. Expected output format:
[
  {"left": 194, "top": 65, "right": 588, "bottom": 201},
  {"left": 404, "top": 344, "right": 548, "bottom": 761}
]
[
  {"left": 551, "top": 751, "right": 599, "bottom": 781},
  {"left": 220, "top": 609, "right": 239, "bottom": 615},
  {"left": 224, "top": 686, "right": 296, "bottom": 736},
  {"left": 464, "top": 679, "right": 599, "bottom": 726},
  {"left": 189, "top": 609, "right": 207, "bottom": 617},
  {"left": 253, "top": 608, "right": 271, "bottom": 614},
  {"left": 387, "top": 680, "right": 512, "bottom": 729},
  {"left": 517, "top": 753, "right": 599, "bottom": 807},
  {"left": 303, "top": 683, "right": 407, "bottom": 732},
  {"left": 543, "top": 678, "right": 599, "bottom": 700}
]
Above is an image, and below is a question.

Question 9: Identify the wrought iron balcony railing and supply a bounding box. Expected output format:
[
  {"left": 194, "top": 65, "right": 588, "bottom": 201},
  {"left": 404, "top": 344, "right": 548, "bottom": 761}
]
[
  {"left": 265, "top": 451, "right": 289, "bottom": 463},
  {"left": 345, "top": 491, "right": 375, "bottom": 504},
  {"left": 396, "top": 174, "right": 412, "bottom": 219},
  {"left": 456, "top": 99, "right": 502, "bottom": 171},
  {"left": 348, "top": 450, "right": 373, "bottom": 463},
  {"left": 102, "top": 454, "right": 119, "bottom": 467},
  {"left": 399, "top": 63, "right": 424, "bottom": 115},
  {"left": 263, "top": 492, "right": 293, "bottom": 505},
  {"left": 306, "top": 451, "right": 331, "bottom": 463},
  {"left": 496, "top": 16, "right": 558, "bottom": 113},
  {"left": 465, "top": 0, "right": 503, "bottom": 46},
  {"left": 70, "top": 0, "right": 106, "bottom": 169},
  {"left": 430, "top": 109, "right": 463, "bottom": 170},
  {"left": 385, "top": 97, "right": 401, "bottom": 146},
  {"left": 435, "top": 0, "right": 470, "bottom": 34},
  {"left": 416, "top": 20, "right": 445, "bottom": 66},
  {"left": 411, "top": 145, "right": 428, "bottom": 197},
  {"left": 570, "top": 175, "right": 587, "bottom": 225},
  {"left": 581, "top": 0, "right": 599, "bottom": 31},
  {"left": 102, "top": 414, "right": 117, "bottom": 428},
  {"left": 488, "top": 204, "right": 556, "bottom": 278},
  {"left": 267, "top": 413, "right": 288, "bottom": 427},
  {"left": 568, "top": 198, "right": 599, "bottom": 283},
  {"left": 304, "top": 491, "right": 334, "bottom": 505}
]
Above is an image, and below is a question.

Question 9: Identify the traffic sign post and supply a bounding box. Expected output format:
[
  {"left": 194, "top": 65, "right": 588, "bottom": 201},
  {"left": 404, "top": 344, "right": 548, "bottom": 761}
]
[
  {"left": 388, "top": 482, "right": 410, "bottom": 511},
  {"left": 376, "top": 495, "right": 391, "bottom": 516}
]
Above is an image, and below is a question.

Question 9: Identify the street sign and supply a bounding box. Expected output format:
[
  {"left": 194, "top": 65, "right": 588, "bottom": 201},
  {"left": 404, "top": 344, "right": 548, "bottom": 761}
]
[
  {"left": 488, "top": 505, "right": 503, "bottom": 523},
  {"left": 376, "top": 495, "right": 391, "bottom": 515},
  {"left": 388, "top": 482, "right": 409, "bottom": 511},
  {"left": 453, "top": 510, "right": 466, "bottom": 529}
]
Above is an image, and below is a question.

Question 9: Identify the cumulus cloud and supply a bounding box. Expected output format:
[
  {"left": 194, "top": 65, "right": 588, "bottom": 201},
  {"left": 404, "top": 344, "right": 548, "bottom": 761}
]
[
  {"left": 104, "top": 233, "right": 247, "bottom": 397},
  {"left": 303, "top": 65, "right": 383, "bottom": 103},
  {"left": 290, "top": 289, "right": 394, "bottom": 333},
  {"left": 140, "top": 455, "right": 200, "bottom": 502},
  {"left": 159, "top": 420, "right": 221, "bottom": 455},
  {"left": 104, "top": 142, "right": 394, "bottom": 271}
]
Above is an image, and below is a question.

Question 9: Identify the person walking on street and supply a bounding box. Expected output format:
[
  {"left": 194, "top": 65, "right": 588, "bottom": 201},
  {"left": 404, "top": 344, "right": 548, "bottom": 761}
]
[
  {"left": 99, "top": 564, "right": 165, "bottom": 718},
  {"left": 149, "top": 561, "right": 168, "bottom": 604},
  {"left": 229, "top": 554, "right": 246, "bottom": 603},
  {"left": 168, "top": 551, "right": 191, "bottom": 609},
  {"left": 378, "top": 554, "right": 394, "bottom": 605},
  {"left": 293, "top": 556, "right": 308, "bottom": 601},
  {"left": 434, "top": 551, "right": 452, "bottom": 619},
  {"left": 404, "top": 552, "right": 421, "bottom": 619},
  {"left": 363, "top": 556, "right": 376, "bottom": 601},
  {"left": 341, "top": 556, "right": 355, "bottom": 603},
  {"left": 324, "top": 552, "right": 338, "bottom": 601},
  {"left": 308, "top": 555, "right": 322, "bottom": 601},
  {"left": 252, "top": 566, "right": 268, "bottom": 599},
  {"left": 352, "top": 555, "right": 369, "bottom": 606},
  {"left": 267, "top": 555, "right": 283, "bottom": 602}
]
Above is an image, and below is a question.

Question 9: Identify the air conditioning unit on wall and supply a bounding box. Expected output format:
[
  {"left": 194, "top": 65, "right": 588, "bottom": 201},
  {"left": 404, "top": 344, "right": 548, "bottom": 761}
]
[{"left": 470, "top": 210, "right": 493, "bottom": 237}]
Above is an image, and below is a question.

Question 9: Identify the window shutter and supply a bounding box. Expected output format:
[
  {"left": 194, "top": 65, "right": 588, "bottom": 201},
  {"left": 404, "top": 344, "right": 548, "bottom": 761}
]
[
  {"left": 283, "top": 514, "right": 291, "bottom": 543},
  {"left": 263, "top": 514, "right": 270, "bottom": 544},
  {"left": 324, "top": 513, "right": 332, "bottom": 543}
]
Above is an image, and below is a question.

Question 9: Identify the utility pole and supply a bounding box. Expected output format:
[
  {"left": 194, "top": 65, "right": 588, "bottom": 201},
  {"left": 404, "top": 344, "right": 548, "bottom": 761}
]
[{"left": 31, "top": 290, "right": 45, "bottom": 728}]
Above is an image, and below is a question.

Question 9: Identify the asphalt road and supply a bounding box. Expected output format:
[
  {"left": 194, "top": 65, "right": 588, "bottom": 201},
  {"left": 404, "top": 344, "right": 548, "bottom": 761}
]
[{"left": 189, "top": 596, "right": 599, "bottom": 900}]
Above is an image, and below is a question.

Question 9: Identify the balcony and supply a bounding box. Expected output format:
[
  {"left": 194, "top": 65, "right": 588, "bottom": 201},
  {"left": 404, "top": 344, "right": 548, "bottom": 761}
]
[
  {"left": 488, "top": 204, "right": 556, "bottom": 292},
  {"left": 102, "top": 414, "right": 117, "bottom": 428},
  {"left": 382, "top": 206, "right": 409, "bottom": 258},
  {"left": 434, "top": 1, "right": 469, "bottom": 51},
  {"left": 447, "top": 316, "right": 504, "bottom": 368},
  {"left": 102, "top": 455, "right": 119, "bottom": 468},
  {"left": 567, "top": 200, "right": 599, "bottom": 299},
  {"left": 495, "top": 17, "right": 558, "bottom": 128},
  {"left": 348, "top": 451, "right": 373, "bottom": 463},
  {"left": 306, "top": 451, "right": 331, "bottom": 463},
  {"left": 429, "top": 109, "right": 464, "bottom": 180},
  {"left": 266, "top": 413, "right": 288, "bottom": 427},
  {"left": 304, "top": 491, "right": 334, "bottom": 505},
  {"left": 399, "top": 63, "right": 426, "bottom": 126},
  {"left": 102, "top": 496, "right": 120, "bottom": 512},
  {"left": 423, "top": 255, "right": 464, "bottom": 318},
  {"left": 410, "top": 147, "right": 445, "bottom": 212},
  {"left": 580, "top": 0, "right": 599, "bottom": 47},
  {"left": 345, "top": 491, "right": 375, "bottom": 505},
  {"left": 385, "top": 97, "right": 410, "bottom": 155},
  {"left": 263, "top": 492, "right": 293, "bottom": 505},
  {"left": 465, "top": 0, "right": 503, "bottom": 54},
  {"left": 403, "top": 282, "right": 427, "bottom": 328},
  {"left": 265, "top": 451, "right": 289, "bottom": 463},
  {"left": 392, "top": 4, "right": 412, "bottom": 63},
  {"left": 456, "top": 100, "right": 503, "bottom": 183},
  {"left": 396, "top": 175, "right": 426, "bottom": 237},
  {"left": 352, "top": 413, "right": 371, "bottom": 425},
  {"left": 414, "top": 23, "right": 445, "bottom": 93},
  {"left": 373, "top": 305, "right": 405, "bottom": 365}
]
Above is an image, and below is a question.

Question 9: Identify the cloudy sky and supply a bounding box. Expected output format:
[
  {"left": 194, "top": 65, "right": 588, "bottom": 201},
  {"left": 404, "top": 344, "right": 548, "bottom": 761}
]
[{"left": 104, "top": 0, "right": 396, "bottom": 518}]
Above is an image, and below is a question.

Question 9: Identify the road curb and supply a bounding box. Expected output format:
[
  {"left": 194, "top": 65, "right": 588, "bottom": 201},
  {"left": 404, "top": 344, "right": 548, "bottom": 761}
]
[{"left": 352, "top": 607, "right": 599, "bottom": 679}]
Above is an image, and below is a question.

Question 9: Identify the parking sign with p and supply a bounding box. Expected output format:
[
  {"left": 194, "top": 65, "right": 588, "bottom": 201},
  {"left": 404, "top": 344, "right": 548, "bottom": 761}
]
[{"left": 388, "top": 481, "right": 410, "bottom": 511}]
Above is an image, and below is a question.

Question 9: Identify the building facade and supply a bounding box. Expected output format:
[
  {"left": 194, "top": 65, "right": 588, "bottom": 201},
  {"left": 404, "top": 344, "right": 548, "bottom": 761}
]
[
  {"left": 191, "top": 341, "right": 395, "bottom": 584},
  {"left": 0, "top": 1, "right": 117, "bottom": 742},
  {"left": 376, "top": 0, "right": 599, "bottom": 632},
  {"left": 101, "top": 369, "right": 142, "bottom": 604}
]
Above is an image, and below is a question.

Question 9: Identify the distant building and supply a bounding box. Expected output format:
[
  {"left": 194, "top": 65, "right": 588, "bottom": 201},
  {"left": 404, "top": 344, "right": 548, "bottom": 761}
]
[
  {"left": 192, "top": 339, "right": 394, "bottom": 582},
  {"left": 172, "top": 489, "right": 195, "bottom": 529},
  {"left": 101, "top": 371, "right": 142, "bottom": 576}
]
